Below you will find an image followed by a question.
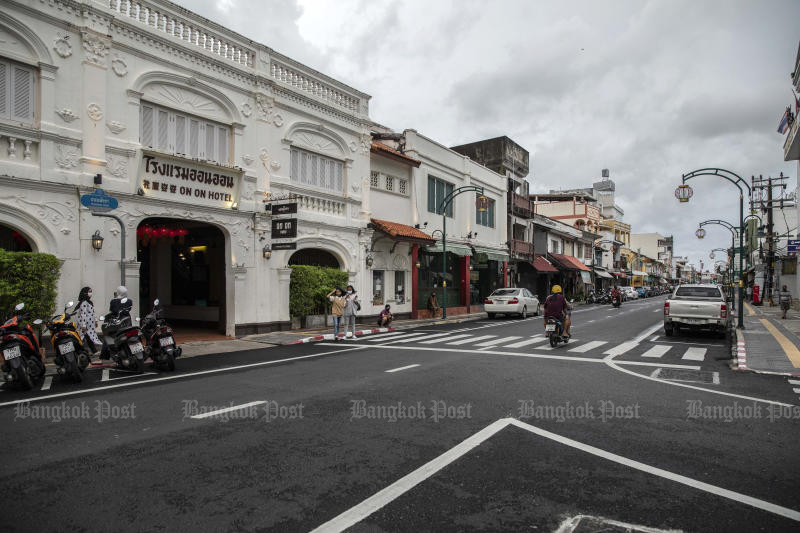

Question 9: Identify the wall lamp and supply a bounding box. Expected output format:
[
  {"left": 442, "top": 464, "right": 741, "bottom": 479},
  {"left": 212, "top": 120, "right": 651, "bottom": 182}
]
[
  {"left": 91, "top": 230, "right": 104, "bottom": 251},
  {"left": 366, "top": 254, "right": 374, "bottom": 268},
  {"left": 262, "top": 244, "right": 272, "bottom": 260}
]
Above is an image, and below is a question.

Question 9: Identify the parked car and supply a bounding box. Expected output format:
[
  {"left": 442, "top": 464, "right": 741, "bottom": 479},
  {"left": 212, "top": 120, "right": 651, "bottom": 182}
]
[
  {"left": 485, "top": 288, "right": 540, "bottom": 319},
  {"left": 636, "top": 287, "right": 647, "bottom": 298},
  {"left": 664, "top": 284, "right": 731, "bottom": 337},
  {"left": 622, "top": 287, "right": 638, "bottom": 300}
]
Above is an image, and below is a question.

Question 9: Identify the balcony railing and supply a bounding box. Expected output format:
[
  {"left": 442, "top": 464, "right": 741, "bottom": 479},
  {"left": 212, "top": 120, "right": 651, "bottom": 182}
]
[
  {"left": 784, "top": 117, "right": 800, "bottom": 161},
  {"left": 509, "top": 193, "right": 532, "bottom": 218},
  {"left": 511, "top": 239, "right": 534, "bottom": 258}
]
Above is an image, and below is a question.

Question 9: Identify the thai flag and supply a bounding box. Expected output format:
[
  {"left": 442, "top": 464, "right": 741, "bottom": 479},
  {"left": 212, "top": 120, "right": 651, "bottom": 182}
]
[{"left": 777, "top": 109, "right": 790, "bottom": 134}]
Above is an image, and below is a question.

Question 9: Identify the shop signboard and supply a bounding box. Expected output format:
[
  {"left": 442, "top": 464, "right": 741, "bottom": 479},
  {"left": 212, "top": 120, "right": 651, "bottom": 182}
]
[
  {"left": 272, "top": 218, "right": 297, "bottom": 239},
  {"left": 80, "top": 189, "right": 118, "bottom": 213},
  {"left": 271, "top": 242, "right": 297, "bottom": 250},
  {"left": 138, "top": 151, "right": 242, "bottom": 209},
  {"left": 268, "top": 203, "right": 298, "bottom": 215}
]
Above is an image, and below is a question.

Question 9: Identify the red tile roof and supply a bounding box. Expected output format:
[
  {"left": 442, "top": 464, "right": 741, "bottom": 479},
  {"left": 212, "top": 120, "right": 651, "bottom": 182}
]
[
  {"left": 370, "top": 218, "right": 436, "bottom": 245},
  {"left": 371, "top": 142, "right": 421, "bottom": 167},
  {"left": 550, "top": 253, "right": 591, "bottom": 271},
  {"left": 531, "top": 254, "right": 559, "bottom": 273}
]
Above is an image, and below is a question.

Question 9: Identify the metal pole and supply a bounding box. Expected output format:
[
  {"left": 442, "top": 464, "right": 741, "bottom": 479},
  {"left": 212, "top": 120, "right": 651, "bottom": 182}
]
[
  {"left": 738, "top": 193, "right": 744, "bottom": 328},
  {"left": 91, "top": 212, "right": 126, "bottom": 287},
  {"left": 442, "top": 211, "right": 447, "bottom": 319}
]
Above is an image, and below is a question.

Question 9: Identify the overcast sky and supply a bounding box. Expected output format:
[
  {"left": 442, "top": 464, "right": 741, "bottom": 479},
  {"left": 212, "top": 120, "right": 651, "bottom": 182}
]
[{"left": 178, "top": 0, "right": 800, "bottom": 270}]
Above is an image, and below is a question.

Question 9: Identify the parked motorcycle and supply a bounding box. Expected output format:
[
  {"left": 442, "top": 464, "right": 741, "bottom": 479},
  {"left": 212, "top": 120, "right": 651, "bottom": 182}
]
[
  {"left": 1, "top": 303, "right": 45, "bottom": 390},
  {"left": 45, "top": 301, "right": 89, "bottom": 383},
  {"left": 100, "top": 298, "right": 146, "bottom": 373},
  {"left": 141, "top": 299, "right": 181, "bottom": 371}
]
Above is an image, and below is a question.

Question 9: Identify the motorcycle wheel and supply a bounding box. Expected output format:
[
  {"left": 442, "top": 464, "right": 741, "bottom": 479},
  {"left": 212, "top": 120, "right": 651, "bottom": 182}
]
[
  {"left": 549, "top": 334, "right": 557, "bottom": 347},
  {"left": 166, "top": 352, "right": 176, "bottom": 372},
  {"left": 134, "top": 356, "right": 145, "bottom": 373},
  {"left": 15, "top": 363, "right": 33, "bottom": 390}
]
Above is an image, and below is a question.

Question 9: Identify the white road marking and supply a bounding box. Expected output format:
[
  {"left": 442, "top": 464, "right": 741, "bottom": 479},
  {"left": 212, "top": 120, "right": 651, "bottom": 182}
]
[
  {"left": 603, "top": 342, "right": 638, "bottom": 357},
  {"left": 379, "top": 332, "right": 439, "bottom": 344},
  {"left": 312, "top": 418, "right": 800, "bottom": 532},
  {"left": 476, "top": 336, "right": 521, "bottom": 347},
  {"left": 682, "top": 347, "right": 707, "bottom": 361},
  {"left": 107, "top": 372, "right": 157, "bottom": 382},
  {"left": 650, "top": 368, "right": 662, "bottom": 378},
  {"left": 788, "top": 379, "right": 800, "bottom": 385},
  {"left": 503, "top": 337, "right": 548, "bottom": 348},
  {"left": 385, "top": 364, "right": 420, "bottom": 373},
  {"left": 40, "top": 376, "right": 52, "bottom": 391},
  {"left": 101, "top": 368, "right": 110, "bottom": 382},
  {"left": 568, "top": 341, "right": 607, "bottom": 353},
  {"left": 0, "top": 346, "right": 364, "bottom": 408},
  {"left": 190, "top": 400, "right": 266, "bottom": 420},
  {"left": 793, "top": 388, "right": 800, "bottom": 394},
  {"left": 641, "top": 345, "right": 671, "bottom": 358},
  {"left": 634, "top": 322, "right": 664, "bottom": 342},
  {"left": 309, "top": 419, "right": 510, "bottom": 533},
  {"left": 507, "top": 418, "right": 800, "bottom": 523},
  {"left": 418, "top": 334, "right": 472, "bottom": 344},
  {"left": 653, "top": 309, "right": 661, "bottom": 312},
  {"left": 366, "top": 331, "right": 406, "bottom": 341},
  {"left": 446, "top": 335, "right": 495, "bottom": 346},
  {"left": 649, "top": 335, "right": 659, "bottom": 341}
]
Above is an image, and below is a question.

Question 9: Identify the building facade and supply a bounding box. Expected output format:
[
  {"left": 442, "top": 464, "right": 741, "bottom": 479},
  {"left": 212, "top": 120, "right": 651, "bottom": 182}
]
[{"left": 0, "top": 0, "right": 375, "bottom": 335}]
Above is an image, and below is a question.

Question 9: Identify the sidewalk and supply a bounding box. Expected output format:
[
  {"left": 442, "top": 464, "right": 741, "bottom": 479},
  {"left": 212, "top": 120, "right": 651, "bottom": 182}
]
[{"left": 735, "top": 302, "right": 800, "bottom": 376}]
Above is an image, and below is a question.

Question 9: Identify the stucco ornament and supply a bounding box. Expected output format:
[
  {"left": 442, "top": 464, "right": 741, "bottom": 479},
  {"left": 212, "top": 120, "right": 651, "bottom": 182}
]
[
  {"left": 241, "top": 102, "right": 252, "bottom": 118},
  {"left": 254, "top": 94, "right": 283, "bottom": 127},
  {"left": 106, "top": 153, "right": 128, "bottom": 179},
  {"left": 53, "top": 35, "right": 72, "bottom": 58},
  {"left": 106, "top": 121, "right": 126, "bottom": 134},
  {"left": 87, "top": 103, "right": 103, "bottom": 121},
  {"left": 81, "top": 32, "right": 110, "bottom": 66},
  {"left": 242, "top": 154, "right": 254, "bottom": 166},
  {"left": 54, "top": 144, "right": 80, "bottom": 169},
  {"left": 55, "top": 108, "right": 79, "bottom": 123},
  {"left": 270, "top": 160, "right": 281, "bottom": 170},
  {"left": 111, "top": 56, "right": 128, "bottom": 77},
  {"left": 259, "top": 149, "right": 269, "bottom": 168}
]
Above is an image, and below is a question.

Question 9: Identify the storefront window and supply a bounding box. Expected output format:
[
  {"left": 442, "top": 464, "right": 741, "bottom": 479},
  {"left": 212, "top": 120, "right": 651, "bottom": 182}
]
[
  {"left": 373, "top": 270, "right": 384, "bottom": 305},
  {"left": 417, "top": 250, "right": 463, "bottom": 309},
  {"left": 395, "top": 271, "right": 406, "bottom": 304}
]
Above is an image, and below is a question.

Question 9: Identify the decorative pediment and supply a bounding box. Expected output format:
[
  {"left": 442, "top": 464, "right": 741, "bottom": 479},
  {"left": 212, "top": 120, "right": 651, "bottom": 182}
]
[
  {"left": 142, "top": 83, "right": 228, "bottom": 122},
  {"left": 285, "top": 122, "right": 348, "bottom": 158}
]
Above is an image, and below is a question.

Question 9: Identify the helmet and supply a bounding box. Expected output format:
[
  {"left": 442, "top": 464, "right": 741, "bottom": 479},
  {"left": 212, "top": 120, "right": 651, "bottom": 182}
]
[
  {"left": 116, "top": 285, "right": 128, "bottom": 298},
  {"left": 551, "top": 285, "right": 562, "bottom": 294}
]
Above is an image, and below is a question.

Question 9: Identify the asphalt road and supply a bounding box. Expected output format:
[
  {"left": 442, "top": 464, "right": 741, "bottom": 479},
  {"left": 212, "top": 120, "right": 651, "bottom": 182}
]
[{"left": 2, "top": 296, "right": 799, "bottom": 533}]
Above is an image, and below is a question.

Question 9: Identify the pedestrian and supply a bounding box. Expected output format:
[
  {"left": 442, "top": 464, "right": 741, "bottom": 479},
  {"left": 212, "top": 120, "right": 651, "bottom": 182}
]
[
  {"left": 779, "top": 284, "right": 792, "bottom": 319},
  {"left": 427, "top": 290, "right": 440, "bottom": 318},
  {"left": 76, "top": 286, "right": 101, "bottom": 358},
  {"left": 342, "top": 285, "right": 360, "bottom": 339},
  {"left": 109, "top": 285, "right": 132, "bottom": 316},
  {"left": 378, "top": 304, "right": 393, "bottom": 327},
  {"left": 327, "top": 287, "right": 346, "bottom": 340}
]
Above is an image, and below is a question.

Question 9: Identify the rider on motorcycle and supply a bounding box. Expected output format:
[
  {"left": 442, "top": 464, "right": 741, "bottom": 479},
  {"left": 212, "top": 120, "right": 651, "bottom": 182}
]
[
  {"left": 543, "top": 285, "right": 571, "bottom": 337},
  {"left": 109, "top": 285, "right": 133, "bottom": 316},
  {"left": 611, "top": 285, "right": 622, "bottom": 304}
]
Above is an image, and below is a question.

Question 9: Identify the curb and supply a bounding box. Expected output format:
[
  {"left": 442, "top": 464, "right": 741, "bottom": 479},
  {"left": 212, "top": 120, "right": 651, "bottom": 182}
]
[
  {"left": 285, "top": 327, "right": 396, "bottom": 345},
  {"left": 732, "top": 326, "right": 800, "bottom": 378}
]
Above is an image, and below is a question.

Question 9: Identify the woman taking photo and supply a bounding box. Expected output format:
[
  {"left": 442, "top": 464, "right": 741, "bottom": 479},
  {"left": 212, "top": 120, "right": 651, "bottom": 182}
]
[
  {"left": 327, "top": 287, "right": 346, "bottom": 340},
  {"left": 342, "top": 285, "right": 360, "bottom": 340}
]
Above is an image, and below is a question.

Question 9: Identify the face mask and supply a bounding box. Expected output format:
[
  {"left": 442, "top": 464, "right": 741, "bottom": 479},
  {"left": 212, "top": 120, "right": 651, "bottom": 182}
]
[
  {"left": 87, "top": 292, "right": 93, "bottom": 298},
  {"left": 347, "top": 290, "right": 353, "bottom": 295}
]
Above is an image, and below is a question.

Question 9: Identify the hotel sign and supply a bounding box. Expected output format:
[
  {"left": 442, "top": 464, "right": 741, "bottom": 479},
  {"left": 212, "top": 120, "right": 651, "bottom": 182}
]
[
  {"left": 138, "top": 151, "right": 242, "bottom": 209},
  {"left": 272, "top": 218, "right": 297, "bottom": 239}
]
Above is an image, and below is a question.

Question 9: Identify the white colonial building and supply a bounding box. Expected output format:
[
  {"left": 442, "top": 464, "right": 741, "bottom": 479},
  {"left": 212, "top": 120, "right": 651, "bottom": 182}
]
[{"left": 0, "top": 0, "right": 374, "bottom": 335}]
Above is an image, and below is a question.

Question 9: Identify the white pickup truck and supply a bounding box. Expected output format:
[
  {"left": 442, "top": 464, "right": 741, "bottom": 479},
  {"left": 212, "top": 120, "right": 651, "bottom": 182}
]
[{"left": 664, "top": 284, "right": 731, "bottom": 337}]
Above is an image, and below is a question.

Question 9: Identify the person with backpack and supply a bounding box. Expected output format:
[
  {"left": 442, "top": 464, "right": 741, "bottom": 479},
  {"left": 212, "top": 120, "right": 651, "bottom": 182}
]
[
  {"left": 342, "top": 285, "right": 360, "bottom": 339},
  {"left": 779, "top": 285, "right": 792, "bottom": 319}
]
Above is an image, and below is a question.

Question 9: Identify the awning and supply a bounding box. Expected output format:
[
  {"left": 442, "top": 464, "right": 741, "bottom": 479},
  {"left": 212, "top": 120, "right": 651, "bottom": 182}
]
[
  {"left": 370, "top": 218, "right": 435, "bottom": 246},
  {"left": 472, "top": 247, "right": 509, "bottom": 262},
  {"left": 632, "top": 270, "right": 648, "bottom": 276},
  {"left": 550, "top": 253, "right": 591, "bottom": 272},
  {"left": 594, "top": 269, "right": 613, "bottom": 279},
  {"left": 424, "top": 243, "right": 472, "bottom": 257},
  {"left": 530, "top": 254, "right": 558, "bottom": 273},
  {"left": 612, "top": 272, "right": 628, "bottom": 278}
]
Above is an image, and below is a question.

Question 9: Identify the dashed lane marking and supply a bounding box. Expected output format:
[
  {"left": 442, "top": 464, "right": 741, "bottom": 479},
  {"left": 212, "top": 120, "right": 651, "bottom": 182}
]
[
  {"left": 503, "top": 336, "right": 548, "bottom": 348},
  {"left": 190, "top": 400, "right": 266, "bottom": 420},
  {"left": 380, "top": 332, "right": 443, "bottom": 344},
  {"left": 40, "top": 376, "right": 52, "bottom": 391},
  {"left": 788, "top": 379, "right": 800, "bottom": 385},
  {"left": 101, "top": 368, "right": 109, "bottom": 382},
  {"left": 641, "top": 345, "right": 671, "bottom": 358},
  {"left": 475, "top": 336, "right": 521, "bottom": 347},
  {"left": 603, "top": 342, "right": 638, "bottom": 357},
  {"left": 366, "top": 331, "right": 407, "bottom": 341},
  {"left": 385, "top": 364, "right": 420, "bottom": 373}
]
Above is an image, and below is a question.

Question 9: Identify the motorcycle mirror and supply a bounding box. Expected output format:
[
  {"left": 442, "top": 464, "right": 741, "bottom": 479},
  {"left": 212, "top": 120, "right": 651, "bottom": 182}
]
[
  {"left": 14, "top": 302, "right": 24, "bottom": 311},
  {"left": 33, "top": 319, "right": 43, "bottom": 325},
  {"left": 154, "top": 299, "right": 160, "bottom": 306},
  {"left": 135, "top": 317, "right": 140, "bottom": 322},
  {"left": 120, "top": 297, "right": 128, "bottom": 304},
  {"left": 66, "top": 301, "right": 74, "bottom": 308},
  {"left": 98, "top": 316, "right": 104, "bottom": 322},
  {"left": 570, "top": 299, "right": 575, "bottom": 303}
]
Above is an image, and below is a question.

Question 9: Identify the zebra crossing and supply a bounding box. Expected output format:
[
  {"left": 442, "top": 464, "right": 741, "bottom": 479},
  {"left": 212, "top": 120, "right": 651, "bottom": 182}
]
[{"left": 361, "top": 330, "right": 712, "bottom": 362}]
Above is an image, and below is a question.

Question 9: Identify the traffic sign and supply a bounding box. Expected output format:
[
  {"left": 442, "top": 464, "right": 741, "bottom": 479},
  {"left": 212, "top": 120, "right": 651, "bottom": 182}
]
[
  {"left": 787, "top": 239, "right": 800, "bottom": 257},
  {"left": 80, "top": 189, "right": 119, "bottom": 212}
]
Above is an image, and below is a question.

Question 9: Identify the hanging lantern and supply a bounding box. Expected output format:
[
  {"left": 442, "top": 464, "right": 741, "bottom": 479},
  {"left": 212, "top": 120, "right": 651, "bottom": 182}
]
[
  {"left": 475, "top": 195, "right": 489, "bottom": 212},
  {"left": 695, "top": 228, "right": 706, "bottom": 239},
  {"left": 709, "top": 252, "right": 715, "bottom": 259},
  {"left": 675, "top": 184, "right": 693, "bottom": 203}
]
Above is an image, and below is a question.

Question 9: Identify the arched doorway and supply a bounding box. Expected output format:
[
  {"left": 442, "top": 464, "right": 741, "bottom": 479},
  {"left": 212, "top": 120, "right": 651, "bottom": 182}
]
[
  {"left": 137, "top": 218, "right": 226, "bottom": 333},
  {"left": 289, "top": 248, "right": 341, "bottom": 268},
  {"left": 0, "top": 224, "right": 33, "bottom": 252}
]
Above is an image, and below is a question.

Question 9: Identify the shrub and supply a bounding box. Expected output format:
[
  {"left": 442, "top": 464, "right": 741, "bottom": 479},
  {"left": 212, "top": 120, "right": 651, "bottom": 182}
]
[
  {"left": 289, "top": 265, "right": 349, "bottom": 318},
  {"left": 0, "top": 250, "right": 62, "bottom": 322}
]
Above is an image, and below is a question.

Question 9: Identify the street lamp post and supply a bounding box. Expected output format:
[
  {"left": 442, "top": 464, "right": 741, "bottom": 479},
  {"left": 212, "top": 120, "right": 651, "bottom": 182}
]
[
  {"left": 437, "top": 186, "right": 487, "bottom": 319},
  {"left": 698, "top": 219, "right": 738, "bottom": 309},
  {"left": 679, "top": 169, "right": 751, "bottom": 329}
]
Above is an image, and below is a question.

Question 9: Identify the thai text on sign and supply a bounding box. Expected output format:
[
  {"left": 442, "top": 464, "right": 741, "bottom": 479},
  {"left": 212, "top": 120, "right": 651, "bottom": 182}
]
[{"left": 139, "top": 151, "right": 242, "bottom": 206}]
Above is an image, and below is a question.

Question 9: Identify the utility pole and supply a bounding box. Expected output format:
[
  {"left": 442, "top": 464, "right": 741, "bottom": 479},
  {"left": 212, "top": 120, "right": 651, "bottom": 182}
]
[{"left": 751, "top": 173, "right": 793, "bottom": 306}]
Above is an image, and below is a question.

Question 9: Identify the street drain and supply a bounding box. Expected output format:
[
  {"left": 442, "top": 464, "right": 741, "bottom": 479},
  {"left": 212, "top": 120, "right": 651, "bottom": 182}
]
[{"left": 652, "top": 368, "right": 719, "bottom": 384}]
